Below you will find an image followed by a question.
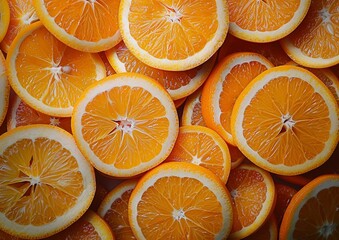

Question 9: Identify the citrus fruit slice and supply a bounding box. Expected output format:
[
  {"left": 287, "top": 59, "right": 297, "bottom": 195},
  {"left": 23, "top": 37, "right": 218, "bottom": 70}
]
[
  {"left": 182, "top": 87, "right": 206, "bottom": 127},
  {"left": 201, "top": 52, "right": 274, "bottom": 145},
  {"left": 0, "top": 0, "right": 10, "bottom": 42},
  {"left": 98, "top": 179, "right": 138, "bottom": 240},
  {"left": 274, "top": 183, "right": 298, "bottom": 225},
  {"left": 72, "top": 73, "right": 179, "bottom": 178},
  {"left": 228, "top": 0, "right": 311, "bottom": 42},
  {"left": 280, "top": 0, "right": 339, "bottom": 68},
  {"left": 119, "top": 0, "right": 229, "bottom": 71},
  {"left": 129, "top": 162, "right": 233, "bottom": 239},
  {"left": 7, "top": 94, "right": 72, "bottom": 133},
  {"left": 243, "top": 215, "right": 278, "bottom": 240},
  {"left": 33, "top": 0, "right": 121, "bottom": 52},
  {"left": 181, "top": 87, "right": 245, "bottom": 169},
  {"left": 6, "top": 21, "right": 106, "bottom": 117},
  {"left": 0, "top": 0, "right": 39, "bottom": 53},
  {"left": 46, "top": 210, "right": 114, "bottom": 240},
  {"left": 0, "top": 50, "right": 10, "bottom": 126},
  {"left": 226, "top": 163, "right": 276, "bottom": 239},
  {"left": 217, "top": 34, "right": 291, "bottom": 66},
  {"left": 231, "top": 65, "right": 339, "bottom": 175},
  {"left": 165, "top": 125, "right": 231, "bottom": 183},
  {"left": 0, "top": 124, "right": 96, "bottom": 239},
  {"left": 105, "top": 41, "right": 216, "bottom": 100},
  {"left": 279, "top": 174, "right": 339, "bottom": 239}
]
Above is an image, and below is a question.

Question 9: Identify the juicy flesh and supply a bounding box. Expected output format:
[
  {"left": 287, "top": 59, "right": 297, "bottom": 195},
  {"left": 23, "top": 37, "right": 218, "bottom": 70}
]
[
  {"left": 15, "top": 26, "right": 100, "bottom": 108},
  {"left": 0, "top": 138, "right": 84, "bottom": 225},
  {"left": 137, "top": 176, "right": 223, "bottom": 239},
  {"left": 167, "top": 131, "right": 226, "bottom": 181},
  {"left": 128, "top": 0, "right": 218, "bottom": 60},
  {"left": 219, "top": 61, "right": 269, "bottom": 134},
  {"left": 191, "top": 99, "right": 206, "bottom": 126},
  {"left": 228, "top": 0, "right": 301, "bottom": 31},
  {"left": 104, "top": 189, "right": 136, "bottom": 239},
  {"left": 226, "top": 168, "right": 267, "bottom": 231},
  {"left": 115, "top": 41, "right": 200, "bottom": 90},
  {"left": 81, "top": 86, "right": 169, "bottom": 169},
  {"left": 1, "top": 0, "right": 39, "bottom": 51},
  {"left": 307, "top": 68, "right": 339, "bottom": 105},
  {"left": 288, "top": 0, "right": 339, "bottom": 59},
  {"left": 44, "top": 0, "right": 119, "bottom": 41},
  {"left": 243, "top": 77, "right": 331, "bottom": 166},
  {"left": 48, "top": 219, "right": 100, "bottom": 240},
  {"left": 294, "top": 186, "right": 339, "bottom": 239},
  {"left": 14, "top": 98, "right": 72, "bottom": 132}
]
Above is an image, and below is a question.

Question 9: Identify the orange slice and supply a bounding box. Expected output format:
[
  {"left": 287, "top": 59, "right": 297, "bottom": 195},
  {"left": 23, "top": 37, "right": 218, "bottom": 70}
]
[
  {"left": 105, "top": 41, "right": 216, "bottom": 100},
  {"left": 201, "top": 52, "right": 274, "bottom": 145},
  {"left": 0, "top": 50, "right": 10, "bottom": 126},
  {"left": 0, "top": 0, "right": 39, "bottom": 53},
  {"left": 287, "top": 61, "right": 339, "bottom": 106},
  {"left": 217, "top": 34, "right": 291, "bottom": 66},
  {"left": 33, "top": 0, "right": 121, "bottom": 52},
  {"left": 228, "top": 0, "right": 311, "bottom": 42},
  {"left": 0, "top": 124, "right": 96, "bottom": 239},
  {"left": 226, "top": 163, "right": 276, "bottom": 239},
  {"left": 46, "top": 210, "right": 114, "bottom": 240},
  {"left": 0, "top": 0, "right": 10, "bottom": 42},
  {"left": 274, "top": 183, "right": 298, "bottom": 225},
  {"left": 242, "top": 215, "right": 278, "bottom": 240},
  {"left": 6, "top": 21, "right": 106, "bottom": 117},
  {"left": 165, "top": 125, "right": 231, "bottom": 183},
  {"left": 182, "top": 87, "right": 206, "bottom": 127},
  {"left": 231, "top": 65, "right": 339, "bottom": 175},
  {"left": 279, "top": 174, "right": 339, "bottom": 239},
  {"left": 119, "top": 0, "right": 229, "bottom": 71},
  {"left": 280, "top": 0, "right": 339, "bottom": 68},
  {"left": 181, "top": 87, "right": 245, "bottom": 169},
  {"left": 72, "top": 73, "right": 179, "bottom": 178},
  {"left": 7, "top": 94, "right": 72, "bottom": 133},
  {"left": 129, "top": 162, "right": 233, "bottom": 239},
  {"left": 98, "top": 179, "right": 138, "bottom": 240}
]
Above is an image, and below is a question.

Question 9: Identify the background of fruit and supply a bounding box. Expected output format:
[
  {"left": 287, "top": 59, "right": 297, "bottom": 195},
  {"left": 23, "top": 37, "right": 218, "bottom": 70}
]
[{"left": 0, "top": 0, "right": 338, "bottom": 239}]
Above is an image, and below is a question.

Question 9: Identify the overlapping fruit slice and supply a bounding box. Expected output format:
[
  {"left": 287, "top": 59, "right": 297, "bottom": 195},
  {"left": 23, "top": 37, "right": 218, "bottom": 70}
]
[
  {"left": 119, "top": 0, "right": 229, "bottom": 70},
  {"left": 232, "top": 65, "right": 339, "bottom": 175},
  {"left": 6, "top": 22, "right": 106, "bottom": 117},
  {"left": 33, "top": 0, "right": 121, "bottom": 52},
  {"left": 0, "top": 125, "right": 96, "bottom": 239},
  {"left": 129, "top": 162, "right": 233, "bottom": 239},
  {"left": 72, "top": 73, "right": 179, "bottom": 177}
]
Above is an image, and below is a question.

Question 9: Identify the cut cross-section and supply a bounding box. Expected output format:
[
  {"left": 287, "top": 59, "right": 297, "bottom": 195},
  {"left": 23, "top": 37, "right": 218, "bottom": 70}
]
[
  {"left": 231, "top": 65, "right": 339, "bottom": 175},
  {"left": 119, "top": 0, "right": 229, "bottom": 71},
  {"left": 6, "top": 22, "right": 106, "bottom": 117},
  {"left": 72, "top": 73, "right": 179, "bottom": 177},
  {"left": 129, "top": 162, "right": 233, "bottom": 239},
  {"left": 0, "top": 125, "right": 96, "bottom": 239}
]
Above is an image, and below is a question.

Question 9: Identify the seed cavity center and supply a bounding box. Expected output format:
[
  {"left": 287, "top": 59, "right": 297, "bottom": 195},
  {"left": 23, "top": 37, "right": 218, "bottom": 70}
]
[
  {"left": 172, "top": 208, "right": 186, "bottom": 221},
  {"left": 163, "top": 4, "right": 182, "bottom": 23},
  {"left": 319, "top": 222, "right": 336, "bottom": 238},
  {"left": 281, "top": 113, "right": 295, "bottom": 132}
]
